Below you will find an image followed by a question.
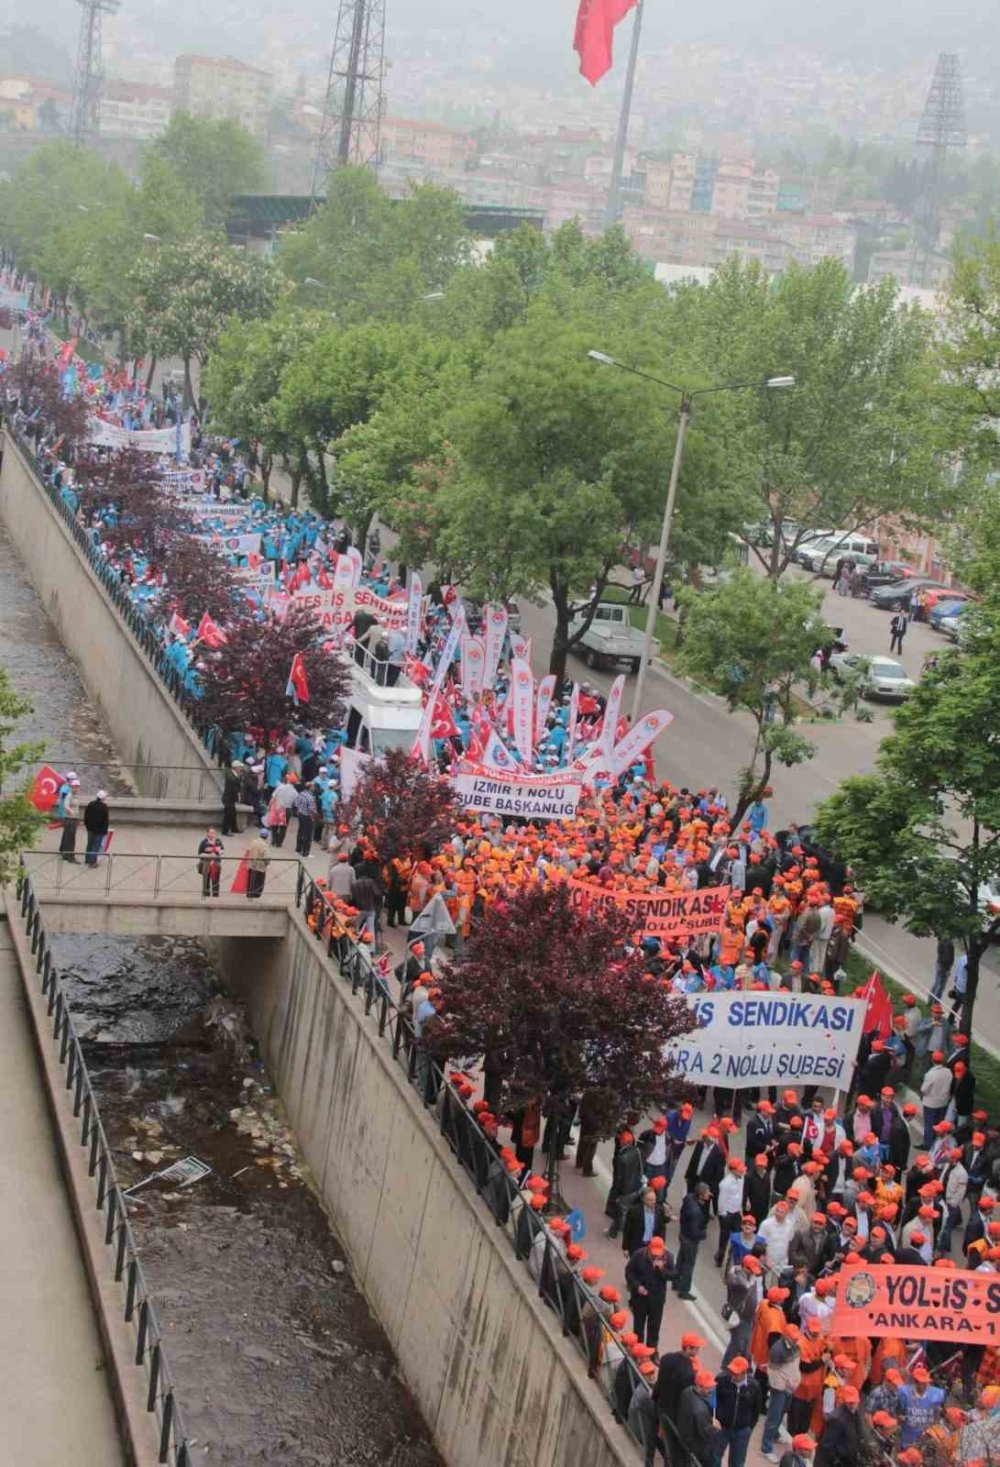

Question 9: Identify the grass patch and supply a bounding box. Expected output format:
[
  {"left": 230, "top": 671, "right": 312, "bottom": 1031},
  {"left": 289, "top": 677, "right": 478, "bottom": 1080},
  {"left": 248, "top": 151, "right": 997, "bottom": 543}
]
[{"left": 842, "top": 945, "right": 1000, "bottom": 1119}]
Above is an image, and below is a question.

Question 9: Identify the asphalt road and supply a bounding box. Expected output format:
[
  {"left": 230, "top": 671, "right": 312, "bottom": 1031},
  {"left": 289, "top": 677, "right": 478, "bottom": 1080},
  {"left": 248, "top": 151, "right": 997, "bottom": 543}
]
[{"left": 517, "top": 580, "right": 1000, "bottom": 1055}]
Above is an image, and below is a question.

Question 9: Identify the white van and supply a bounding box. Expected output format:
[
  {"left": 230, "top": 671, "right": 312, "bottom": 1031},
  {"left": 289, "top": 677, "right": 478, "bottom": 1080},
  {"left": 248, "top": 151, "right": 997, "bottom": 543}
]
[
  {"left": 343, "top": 651, "right": 424, "bottom": 754},
  {"left": 799, "top": 533, "right": 879, "bottom": 575}
]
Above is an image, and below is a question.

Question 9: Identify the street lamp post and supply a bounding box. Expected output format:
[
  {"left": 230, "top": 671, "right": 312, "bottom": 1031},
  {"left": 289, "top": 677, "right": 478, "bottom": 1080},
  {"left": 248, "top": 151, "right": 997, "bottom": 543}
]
[{"left": 587, "top": 351, "right": 795, "bottom": 720}]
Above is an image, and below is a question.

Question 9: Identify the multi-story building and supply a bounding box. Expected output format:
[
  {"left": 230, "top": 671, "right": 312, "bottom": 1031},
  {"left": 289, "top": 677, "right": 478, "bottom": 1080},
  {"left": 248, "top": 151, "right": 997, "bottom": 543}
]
[
  {"left": 173, "top": 54, "right": 272, "bottom": 140},
  {"left": 99, "top": 80, "right": 172, "bottom": 139},
  {"left": 380, "top": 116, "right": 477, "bottom": 175}
]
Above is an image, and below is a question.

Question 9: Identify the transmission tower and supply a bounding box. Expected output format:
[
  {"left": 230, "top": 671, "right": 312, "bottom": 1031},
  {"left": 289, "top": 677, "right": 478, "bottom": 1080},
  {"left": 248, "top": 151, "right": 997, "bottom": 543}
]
[
  {"left": 70, "top": 0, "right": 120, "bottom": 144},
  {"left": 913, "top": 52, "right": 966, "bottom": 287},
  {"left": 309, "top": 0, "right": 387, "bottom": 201}
]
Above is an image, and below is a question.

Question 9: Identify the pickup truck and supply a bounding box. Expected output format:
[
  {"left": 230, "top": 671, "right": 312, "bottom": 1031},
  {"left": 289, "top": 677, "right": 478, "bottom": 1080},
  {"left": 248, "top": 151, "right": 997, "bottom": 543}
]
[{"left": 569, "top": 602, "right": 658, "bottom": 673}]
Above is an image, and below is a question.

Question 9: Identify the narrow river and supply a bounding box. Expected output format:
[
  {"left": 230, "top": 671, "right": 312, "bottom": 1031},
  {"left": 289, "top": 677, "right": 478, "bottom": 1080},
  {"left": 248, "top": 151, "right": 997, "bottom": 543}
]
[{"left": 0, "top": 519, "right": 440, "bottom": 1464}]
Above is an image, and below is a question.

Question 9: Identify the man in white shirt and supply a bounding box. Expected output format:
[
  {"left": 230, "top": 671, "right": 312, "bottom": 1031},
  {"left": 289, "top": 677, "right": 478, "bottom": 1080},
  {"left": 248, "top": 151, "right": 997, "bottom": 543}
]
[
  {"left": 715, "top": 1158, "right": 747, "bottom": 1267},
  {"left": 758, "top": 1198, "right": 798, "bottom": 1272},
  {"left": 921, "top": 1052, "right": 955, "bottom": 1144}
]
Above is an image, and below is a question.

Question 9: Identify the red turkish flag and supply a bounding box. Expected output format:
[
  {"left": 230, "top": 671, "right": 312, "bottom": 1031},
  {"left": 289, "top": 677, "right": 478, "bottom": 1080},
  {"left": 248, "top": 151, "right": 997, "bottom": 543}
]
[
  {"left": 429, "top": 695, "right": 459, "bottom": 741},
  {"left": 28, "top": 764, "right": 63, "bottom": 813},
  {"left": 861, "top": 971, "right": 893, "bottom": 1039},
  {"left": 574, "top": 0, "right": 638, "bottom": 85}
]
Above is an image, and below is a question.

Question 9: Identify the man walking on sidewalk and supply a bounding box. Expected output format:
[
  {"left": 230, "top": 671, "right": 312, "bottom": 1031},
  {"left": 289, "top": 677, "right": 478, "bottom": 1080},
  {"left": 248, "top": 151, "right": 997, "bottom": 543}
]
[{"left": 675, "top": 1181, "right": 710, "bottom": 1301}]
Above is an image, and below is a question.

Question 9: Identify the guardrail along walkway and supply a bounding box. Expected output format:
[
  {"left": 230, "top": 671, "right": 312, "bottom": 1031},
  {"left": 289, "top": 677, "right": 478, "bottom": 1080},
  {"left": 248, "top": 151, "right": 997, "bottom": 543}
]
[{"left": 0, "top": 917, "right": 124, "bottom": 1464}]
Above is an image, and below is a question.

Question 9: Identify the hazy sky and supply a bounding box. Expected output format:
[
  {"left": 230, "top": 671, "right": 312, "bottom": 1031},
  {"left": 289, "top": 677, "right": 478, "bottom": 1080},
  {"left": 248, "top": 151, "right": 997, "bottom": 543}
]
[{"left": 2, "top": 0, "right": 995, "bottom": 88}]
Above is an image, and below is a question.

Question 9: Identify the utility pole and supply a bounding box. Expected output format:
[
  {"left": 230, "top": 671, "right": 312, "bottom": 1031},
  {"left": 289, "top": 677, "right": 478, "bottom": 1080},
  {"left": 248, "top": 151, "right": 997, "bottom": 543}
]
[
  {"left": 70, "top": 0, "right": 120, "bottom": 145},
  {"left": 603, "top": 0, "right": 644, "bottom": 229},
  {"left": 310, "top": 0, "right": 387, "bottom": 204}
]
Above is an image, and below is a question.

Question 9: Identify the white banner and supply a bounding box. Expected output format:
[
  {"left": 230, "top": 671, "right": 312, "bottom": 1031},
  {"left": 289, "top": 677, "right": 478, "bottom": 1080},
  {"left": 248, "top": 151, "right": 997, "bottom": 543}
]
[
  {"left": 161, "top": 468, "right": 205, "bottom": 494},
  {"left": 609, "top": 709, "right": 674, "bottom": 776},
  {"left": 87, "top": 417, "right": 191, "bottom": 455},
  {"left": 466, "top": 636, "right": 486, "bottom": 699},
  {"left": 483, "top": 603, "right": 508, "bottom": 689},
  {"left": 416, "top": 608, "right": 465, "bottom": 764},
  {"left": 405, "top": 571, "right": 423, "bottom": 654},
  {"left": 197, "top": 531, "right": 262, "bottom": 557},
  {"left": 535, "top": 674, "right": 556, "bottom": 742},
  {"left": 510, "top": 657, "right": 534, "bottom": 766},
  {"left": 453, "top": 763, "right": 583, "bottom": 819},
  {"left": 601, "top": 674, "right": 626, "bottom": 759},
  {"left": 566, "top": 682, "right": 580, "bottom": 758},
  {"left": 185, "top": 501, "right": 250, "bottom": 524},
  {"left": 664, "top": 993, "right": 867, "bottom": 1091},
  {"left": 231, "top": 565, "right": 276, "bottom": 591}
]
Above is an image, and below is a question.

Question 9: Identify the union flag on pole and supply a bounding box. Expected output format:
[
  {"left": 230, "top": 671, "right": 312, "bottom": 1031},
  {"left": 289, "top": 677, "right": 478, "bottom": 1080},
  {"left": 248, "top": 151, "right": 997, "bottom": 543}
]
[
  {"left": 285, "top": 652, "right": 310, "bottom": 706},
  {"left": 574, "top": 0, "right": 638, "bottom": 85},
  {"left": 28, "top": 764, "right": 63, "bottom": 813},
  {"left": 196, "top": 612, "right": 227, "bottom": 648}
]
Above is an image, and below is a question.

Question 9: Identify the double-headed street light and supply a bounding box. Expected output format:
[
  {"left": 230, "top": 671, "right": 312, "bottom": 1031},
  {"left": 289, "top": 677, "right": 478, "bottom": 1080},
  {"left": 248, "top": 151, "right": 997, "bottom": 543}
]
[{"left": 587, "top": 350, "right": 795, "bottom": 719}]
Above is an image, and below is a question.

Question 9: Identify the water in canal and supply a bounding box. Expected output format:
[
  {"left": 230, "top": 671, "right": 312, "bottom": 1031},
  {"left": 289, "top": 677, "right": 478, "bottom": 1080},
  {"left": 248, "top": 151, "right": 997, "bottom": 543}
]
[{"left": 1, "top": 521, "right": 440, "bottom": 1464}]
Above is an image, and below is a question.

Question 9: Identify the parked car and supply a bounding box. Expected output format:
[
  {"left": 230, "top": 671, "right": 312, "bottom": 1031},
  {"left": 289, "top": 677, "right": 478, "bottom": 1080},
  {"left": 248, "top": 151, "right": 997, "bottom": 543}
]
[
  {"left": 920, "top": 586, "right": 969, "bottom": 613},
  {"left": 869, "top": 577, "right": 947, "bottom": 612},
  {"left": 790, "top": 529, "right": 836, "bottom": 565},
  {"left": 862, "top": 561, "right": 918, "bottom": 592},
  {"left": 829, "top": 651, "right": 916, "bottom": 701},
  {"left": 928, "top": 599, "right": 967, "bottom": 631},
  {"left": 798, "top": 534, "right": 879, "bottom": 574}
]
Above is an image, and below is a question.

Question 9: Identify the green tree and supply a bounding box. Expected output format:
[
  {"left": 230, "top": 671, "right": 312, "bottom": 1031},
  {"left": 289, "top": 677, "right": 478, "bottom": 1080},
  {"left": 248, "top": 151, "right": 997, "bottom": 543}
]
[
  {"left": 202, "top": 309, "right": 322, "bottom": 498},
  {"left": 275, "top": 319, "right": 450, "bottom": 516},
  {"left": 279, "top": 167, "right": 471, "bottom": 323},
  {"left": 150, "top": 113, "right": 267, "bottom": 228},
  {"left": 0, "top": 669, "right": 46, "bottom": 881},
  {"left": 430, "top": 306, "right": 726, "bottom": 679},
  {"left": 677, "top": 570, "right": 828, "bottom": 822},
  {"left": 0, "top": 141, "right": 129, "bottom": 283},
  {"left": 812, "top": 605, "right": 1000, "bottom": 1036},
  {"left": 939, "top": 228, "right": 1000, "bottom": 472},
  {"left": 126, "top": 235, "right": 282, "bottom": 406},
  {"left": 678, "top": 257, "right": 951, "bottom": 578}
]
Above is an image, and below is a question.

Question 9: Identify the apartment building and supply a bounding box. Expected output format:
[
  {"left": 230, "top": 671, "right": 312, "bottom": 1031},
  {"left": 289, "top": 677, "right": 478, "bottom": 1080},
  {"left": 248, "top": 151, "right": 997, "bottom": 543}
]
[
  {"left": 380, "top": 116, "right": 476, "bottom": 175},
  {"left": 173, "top": 54, "right": 272, "bottom": 140},
  {"left": 99, "top": 80, "right": 172, "bottom": 139}
]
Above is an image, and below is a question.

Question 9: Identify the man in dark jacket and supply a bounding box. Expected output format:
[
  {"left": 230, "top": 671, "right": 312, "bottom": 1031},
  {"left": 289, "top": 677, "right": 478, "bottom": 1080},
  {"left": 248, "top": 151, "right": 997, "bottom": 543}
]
[
  {"left": 622, "top": 1186, "right": 670, "bottom": 1257},
  {"left": 83, "top": 789, "right": 110, "bottom": 866},
  {"left": 677, "top": 1371, "right": 717, "bottom": 1467},
  {"left": 625, "top": 1236, "right": 675, "bottom": 1348},
  {"left": 686, "top": 1128, "right": 726, "bottom": 1200},
  {"left": 712, "top": 1355, "right": 762, "bottom": 1467},
  {"left": 746, "top": 1101, "right": 776, "bottom": 1161},
  {"left": 815, "top": 1388, "right": 860, "bottom": 1467},
  {"left": 653, "top": 1332, "right": 705, "bottom": 1435},
  {"left": 779, "top": 1432, "right": 817, "bottom": 1467},
  {"left": 606, "top": 1130, "right": 645, "bottom": 1239},
  {"left": 675, "top": 1182, "right": 710, "bottom": 1301}
]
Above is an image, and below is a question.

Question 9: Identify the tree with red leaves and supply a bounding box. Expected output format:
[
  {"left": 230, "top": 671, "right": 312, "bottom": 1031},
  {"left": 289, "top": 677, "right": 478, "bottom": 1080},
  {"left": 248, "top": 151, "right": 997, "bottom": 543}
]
[
  {"left": 195, "top": 604, "right": 350, "bottom": 743},
  {"left": 344, "top": 748, "right": 460, "bottom": 865},
  {"left": 4, "top": 356, "right": 89, "bottom": 448},
  {"left": 423, "top": 882, "right": 693, "bottom": 1189}
]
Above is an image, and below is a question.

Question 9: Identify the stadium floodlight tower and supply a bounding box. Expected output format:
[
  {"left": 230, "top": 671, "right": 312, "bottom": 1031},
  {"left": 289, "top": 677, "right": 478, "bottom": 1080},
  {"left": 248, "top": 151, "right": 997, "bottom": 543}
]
[
  {"left": 309, "top": 0, "right": 387, "bottom": 204},
  {"left": 70, "top": 0, "right": 121, "bottom": 144},
  {"left": 913, "top": 52, "right": 966, "bottom": 287}
]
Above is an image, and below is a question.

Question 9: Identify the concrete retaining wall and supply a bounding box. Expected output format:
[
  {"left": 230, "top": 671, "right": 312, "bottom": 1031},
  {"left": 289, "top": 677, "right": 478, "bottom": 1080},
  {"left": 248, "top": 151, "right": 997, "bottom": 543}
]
[
  {"left": 213, "top": 919, "right": 635, "bottom": 1467},
  {"left": 0, "top": 430, "right": 221, "bottom": 801}
]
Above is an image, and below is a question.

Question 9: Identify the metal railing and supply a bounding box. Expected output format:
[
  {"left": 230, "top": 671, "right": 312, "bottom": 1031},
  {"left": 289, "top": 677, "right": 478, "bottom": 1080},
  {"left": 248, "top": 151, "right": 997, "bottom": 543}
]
[
  {"left": 293, "top": 869, "right": 675, "bottom": 1462},
  {"left": 13, "top": 872, "right": 191, "bottom": 1466},
  {"left": 36, "top": 761, "right": 237, "bottom": 804},
  {"left": 1, "top": 420, "right": 226, "bottom": 780},
  {"left": 24, "top": 848, "right": 306, "bottom": 903}
]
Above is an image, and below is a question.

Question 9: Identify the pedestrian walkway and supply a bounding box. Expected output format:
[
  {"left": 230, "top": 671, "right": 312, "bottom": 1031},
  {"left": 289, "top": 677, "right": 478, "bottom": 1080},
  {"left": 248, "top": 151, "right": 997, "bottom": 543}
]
[{"left": 0, "top": 919, "right": 124, "bottom": 1465}]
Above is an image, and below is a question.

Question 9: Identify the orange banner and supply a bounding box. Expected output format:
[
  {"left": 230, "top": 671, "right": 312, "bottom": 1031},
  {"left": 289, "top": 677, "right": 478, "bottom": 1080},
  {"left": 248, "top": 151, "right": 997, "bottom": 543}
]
[
  {"left": 830, "top": 1264, "right": 1000, "bottom": 1346},
  {"left": 567, "top": 874, "right": 731, "bottom": 943}
]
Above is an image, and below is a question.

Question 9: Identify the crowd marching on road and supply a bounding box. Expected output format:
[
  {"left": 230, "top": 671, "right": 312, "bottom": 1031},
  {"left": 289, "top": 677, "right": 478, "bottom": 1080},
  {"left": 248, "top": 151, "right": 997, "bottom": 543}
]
[{"left": 4, "top": 275, "right": 1000, "bottom": 1467}]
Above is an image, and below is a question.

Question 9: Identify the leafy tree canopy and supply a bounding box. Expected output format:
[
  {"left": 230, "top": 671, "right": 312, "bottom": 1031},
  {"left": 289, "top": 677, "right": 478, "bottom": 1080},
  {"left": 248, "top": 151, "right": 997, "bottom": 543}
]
[{"left": 150, "top": 112, "right": 267, "bottom": 228}]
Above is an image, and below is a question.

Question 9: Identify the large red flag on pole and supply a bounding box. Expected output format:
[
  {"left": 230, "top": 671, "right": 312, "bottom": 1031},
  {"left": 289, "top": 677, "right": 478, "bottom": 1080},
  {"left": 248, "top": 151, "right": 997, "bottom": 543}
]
[{"left": 574, "top": 0, "right": 639, "bottom": 85}]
